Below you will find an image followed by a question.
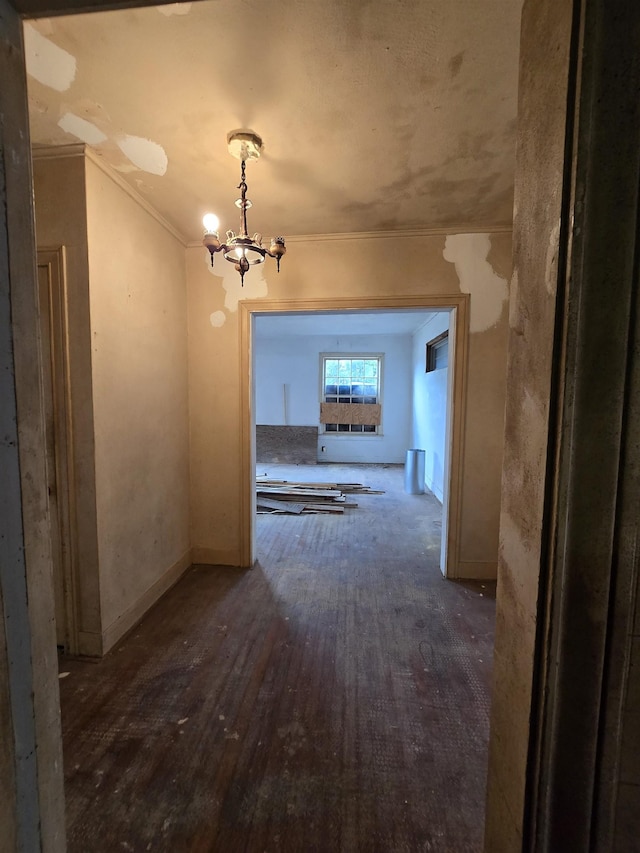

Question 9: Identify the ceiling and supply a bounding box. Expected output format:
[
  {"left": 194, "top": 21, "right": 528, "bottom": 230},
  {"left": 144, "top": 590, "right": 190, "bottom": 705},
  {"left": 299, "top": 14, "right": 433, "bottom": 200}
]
[
  {"left": 25, "top": 0, "right": 523, "bottom": 243},
  {"left": 254, "top": 309, "right": 442, "bottom": 339}
]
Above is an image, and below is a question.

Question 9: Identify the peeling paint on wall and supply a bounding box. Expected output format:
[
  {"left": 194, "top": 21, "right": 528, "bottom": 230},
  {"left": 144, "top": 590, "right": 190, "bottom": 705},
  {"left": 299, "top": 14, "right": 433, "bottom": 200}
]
[
  {"left": 209, "top": 311, "right": 226, "bottom": 328},
  {"left": 24, "top": 23, "right": 76, "bottom": 92},
  {"left": 58, "top": 112, "right": 107, "bottom": 145},
  {"left": 443, "top": 233, "right": 508, "bottom": 332},
  {"left": 116, "top": 134, "right": 168, "bottom": 176},
  {"left": 156, "top": 3, "right": 192, "bottom": 16}
]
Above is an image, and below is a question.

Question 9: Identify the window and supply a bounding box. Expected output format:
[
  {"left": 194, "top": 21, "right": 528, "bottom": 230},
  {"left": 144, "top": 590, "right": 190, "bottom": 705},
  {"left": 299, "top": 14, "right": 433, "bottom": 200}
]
[
  {"left": 320, "top": 355, "right": 382, "bottom": 433},
  {"left": 426, "top": 331, "right": 449, "bottom": 372}
]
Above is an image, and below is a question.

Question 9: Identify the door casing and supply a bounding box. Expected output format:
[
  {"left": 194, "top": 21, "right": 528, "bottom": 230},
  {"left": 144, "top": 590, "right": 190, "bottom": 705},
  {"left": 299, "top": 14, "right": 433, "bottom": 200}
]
[{"left": 239, "top": 294, "right": 469, "bottom": 574}]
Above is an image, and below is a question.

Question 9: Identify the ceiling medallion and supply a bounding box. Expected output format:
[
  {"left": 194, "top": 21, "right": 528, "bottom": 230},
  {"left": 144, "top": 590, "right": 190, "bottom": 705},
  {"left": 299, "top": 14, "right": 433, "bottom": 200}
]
[{"left": 202, "top": 130, "right": 286, "bottom": 285}]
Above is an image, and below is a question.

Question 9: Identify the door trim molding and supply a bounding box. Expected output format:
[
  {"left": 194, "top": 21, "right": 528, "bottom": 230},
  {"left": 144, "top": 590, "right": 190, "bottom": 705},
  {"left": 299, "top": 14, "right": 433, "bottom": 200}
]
[{"left": 37, "top": 247, "right": 79, "bottom": 654}]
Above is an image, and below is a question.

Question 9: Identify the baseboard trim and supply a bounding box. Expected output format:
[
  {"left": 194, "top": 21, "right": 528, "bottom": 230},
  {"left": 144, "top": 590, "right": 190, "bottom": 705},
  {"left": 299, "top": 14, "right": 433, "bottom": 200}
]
[
  {"left": 190, "top": 546, "right": 244, "bottom": 567},
  {"left": 454, "top": 560, "right": 498, "bottom": 580},
  {"left": 101, "top": 550, "right": 191, "bottom": 654},
  {"left": 76, "top": 630, "right": 104, "bottom": 657},
  {"left": 425, "top": 479, "right": 444, "bottom": 503}
]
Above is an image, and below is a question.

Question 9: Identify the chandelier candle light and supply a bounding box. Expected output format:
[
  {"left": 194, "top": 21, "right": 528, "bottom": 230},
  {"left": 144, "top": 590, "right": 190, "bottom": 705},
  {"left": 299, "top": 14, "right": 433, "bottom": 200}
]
[{"left": 202, "top": 130, "right": 286, "bottom": 285}]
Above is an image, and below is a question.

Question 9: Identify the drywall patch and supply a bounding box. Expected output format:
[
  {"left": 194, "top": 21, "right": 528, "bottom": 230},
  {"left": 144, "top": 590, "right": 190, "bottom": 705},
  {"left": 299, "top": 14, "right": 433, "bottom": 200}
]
[
  {"left": 157, "top": 3, "right": 192, "bottom": 16},
  {"left": 24, "top": 23, "right": 76, "bottom": 92},
  {"left": 443, "top": 233, "right": 508, "bottom": 332},
  {"left": 58, "top": 112, "right": 107, "bottom": 145},
  {"left": 116, "top": 135, "right": 168, "bottom": 176},
  {"left": 209, "top": 311, "right": 226, "bottom": 328},
  {"left": 205, "top": 252, "right": 268, "bottom": 311}
]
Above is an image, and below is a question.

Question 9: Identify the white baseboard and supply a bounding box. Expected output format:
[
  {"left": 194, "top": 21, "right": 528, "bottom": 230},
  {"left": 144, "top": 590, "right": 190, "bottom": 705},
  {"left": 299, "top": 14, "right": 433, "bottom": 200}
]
[
  {"left": 425, "top": 478, "right": 444, "bottom": 503},
  {"left": 101, "top": 550, "right": 191, "bottom": 654}
]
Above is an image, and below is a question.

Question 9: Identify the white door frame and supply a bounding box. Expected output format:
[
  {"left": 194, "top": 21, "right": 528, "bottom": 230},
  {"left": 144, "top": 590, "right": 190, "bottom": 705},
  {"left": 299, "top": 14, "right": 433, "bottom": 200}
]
[{"left": 239, "top": 294, "right": 469, "bottom": 575}]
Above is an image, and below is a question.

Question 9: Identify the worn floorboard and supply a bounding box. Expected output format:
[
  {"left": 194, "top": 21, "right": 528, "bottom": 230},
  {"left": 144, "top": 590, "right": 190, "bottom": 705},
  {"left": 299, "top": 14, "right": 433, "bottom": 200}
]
[{"left": 59, "top": 463, "right": 495, "bottom": 852}]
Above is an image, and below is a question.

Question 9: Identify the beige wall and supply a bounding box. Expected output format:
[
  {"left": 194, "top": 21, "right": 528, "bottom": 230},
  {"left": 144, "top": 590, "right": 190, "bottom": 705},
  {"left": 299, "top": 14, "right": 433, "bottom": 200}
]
[
  {"left": 33, "top": 152, "right": 103, "bottom": 652},
  {"left": 187, "top": 230, "right": 511, "bottom": 577},
  {"left": 485, "top": 0, "right": 573, "bottom": 848},
  {"left": 85, "top": 155, "right": 190, "bottom": 647},
  {"left": 33, "top": 148, "right": 191, "bottom": 655}
]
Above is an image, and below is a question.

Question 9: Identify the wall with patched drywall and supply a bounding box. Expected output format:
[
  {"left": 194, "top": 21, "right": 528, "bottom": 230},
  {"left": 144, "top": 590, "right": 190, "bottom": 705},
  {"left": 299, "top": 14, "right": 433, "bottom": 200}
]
[
  {"left": 412, "top": 312, "right": 450, "bottom": 501},
  {"left": 85, "top": 155, "right": 190, "bottom": 649},
  {"left": 187, "top": 230, "right": 510, "bottom": 577},
  {"left": 484, "top": 0, "right": 573, "bottom": 847},
  {"left": 254, "top": 332, "right": 412, "bottom": 463}
]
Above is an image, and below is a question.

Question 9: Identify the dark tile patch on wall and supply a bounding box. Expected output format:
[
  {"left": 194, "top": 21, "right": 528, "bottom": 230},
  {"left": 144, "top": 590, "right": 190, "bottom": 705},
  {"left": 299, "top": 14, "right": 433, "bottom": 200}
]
[{"left": 256, "top": 425, "right": 318, "bottom": 464}]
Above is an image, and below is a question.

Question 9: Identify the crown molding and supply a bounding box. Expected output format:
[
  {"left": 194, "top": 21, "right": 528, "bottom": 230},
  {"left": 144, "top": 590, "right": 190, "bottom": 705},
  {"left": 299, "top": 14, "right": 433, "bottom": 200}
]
[
  {"left": 186, "top": 224, "right": 512, "bottom": 249},
  {"left": 31, "top": 144, "right": 188, "bottom": 246}
]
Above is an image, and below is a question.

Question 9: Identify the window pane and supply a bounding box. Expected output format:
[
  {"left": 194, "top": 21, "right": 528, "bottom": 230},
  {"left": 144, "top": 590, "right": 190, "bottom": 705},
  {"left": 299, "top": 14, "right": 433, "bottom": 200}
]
[
  {"left": 338, "top": 423, "right": 349, "bottom": 432},
  {"left": 338, "top": 397, "right": 351, "bottom": 403},
  {"left": 363, "top": 397, "right": 376, "bottom": 404},
  {"left": 326, "top": 396, "right": 337, "bottom": 403},
  {"left": 364, "top": 360, "right": 378, "bottom": 377},
  {"left": 325, "top": 423, "right": 337, "bottom": 431},
  {"left": 351, "top": 360, "right": 365, "bottom": 378},
  {"left": 338, "top": 360, "right": 351, "bottom": 377},
  {"left": 434, "top": 339, "right": 448, "bottom": 369},
  {"left": 351, "top": 384, "right": 365, "bottom": 396},
  {"left": 350, "top": 424, "right": 363, "bottom": 432},
  {"left": 325, "top": 384, "right": 337, "bottom": 395},
  {"left": 325, "top": 360, "right": 339, "bottom": 378},
  {"left": 363, "top": 424, "right": 376, "bottom": 433},
  {"left": 338, "top": 384, "right": 350, "bottom": 395}
]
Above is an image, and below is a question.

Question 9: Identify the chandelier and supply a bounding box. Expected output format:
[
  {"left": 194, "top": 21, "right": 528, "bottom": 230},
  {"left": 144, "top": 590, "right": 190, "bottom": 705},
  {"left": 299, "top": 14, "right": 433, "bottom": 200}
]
[{"left": 202, "top": 130, "right": 286, "bottom": 285}]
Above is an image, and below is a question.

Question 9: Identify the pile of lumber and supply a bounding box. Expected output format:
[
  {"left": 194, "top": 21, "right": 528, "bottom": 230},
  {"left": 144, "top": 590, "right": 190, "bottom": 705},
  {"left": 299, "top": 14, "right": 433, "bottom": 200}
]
[{"left": 256, "top": 477, "right": 384, "bottom": 515}]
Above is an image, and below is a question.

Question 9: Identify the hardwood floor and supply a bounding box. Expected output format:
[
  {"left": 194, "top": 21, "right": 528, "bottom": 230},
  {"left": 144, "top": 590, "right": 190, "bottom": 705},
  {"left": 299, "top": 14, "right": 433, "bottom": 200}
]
[{"left": 59, "top": 464, "right": 495, "bottom": 852}]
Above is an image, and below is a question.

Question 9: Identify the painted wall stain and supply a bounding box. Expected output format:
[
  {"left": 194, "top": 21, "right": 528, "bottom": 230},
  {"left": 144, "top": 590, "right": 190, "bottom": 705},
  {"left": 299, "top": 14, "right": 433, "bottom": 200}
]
[
  {"left": 449, "top": 51, "right": 465, "bottom": 78},
  {"left": 545, "top": 220, "right": 560, "bottom": 294},
  {"left": 24, "top": 23, "right": 76, "bottom": 92},
  {"left": 209, "top": 311, "right": 226, "bottom": 328},
  {"left": 116, "top": 134, "right": 168, "bottom": 176},
  {"left": 156, "top": 3, "right": 192, "bottom": 16},
  {"left": 443, "top": 233, "right": 509, "bottom": 332},
  {"left": 508, "top": 269, "right": 526, "bottom": 337},
  {"left": 58, "top": 112, "right": 107, "bottom": 145}
]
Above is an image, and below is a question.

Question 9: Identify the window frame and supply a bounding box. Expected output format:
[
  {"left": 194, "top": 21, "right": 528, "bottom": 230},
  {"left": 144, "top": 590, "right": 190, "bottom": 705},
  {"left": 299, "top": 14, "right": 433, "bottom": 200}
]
[
  {"left": 319, "top": 353, "right": 383, "bottom": 436},
  {"left": 425, "top": 330, "right": 449, "bottom": 373}
]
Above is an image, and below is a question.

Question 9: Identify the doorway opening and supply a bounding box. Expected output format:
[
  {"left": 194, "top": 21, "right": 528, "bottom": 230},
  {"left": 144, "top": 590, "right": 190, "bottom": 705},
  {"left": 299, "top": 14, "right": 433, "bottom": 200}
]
[{"left": 239, "top": 296, "right": 469, "bottom": 575}]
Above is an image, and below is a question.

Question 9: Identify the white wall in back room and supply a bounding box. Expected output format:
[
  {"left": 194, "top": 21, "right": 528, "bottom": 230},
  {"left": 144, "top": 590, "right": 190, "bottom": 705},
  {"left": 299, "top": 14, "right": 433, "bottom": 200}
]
[
  {"left": 254, "top": 333, "right": 412, "bottom": 463},
  {"left": 412, "top": 312, "right": 450, "bottom": 501}
]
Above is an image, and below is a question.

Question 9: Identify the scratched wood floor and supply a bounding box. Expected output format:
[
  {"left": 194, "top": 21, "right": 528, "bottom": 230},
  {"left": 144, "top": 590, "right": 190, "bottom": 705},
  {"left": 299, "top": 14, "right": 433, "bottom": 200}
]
[{"left": 58, "top": 463, "right": 496, "bottom": 853}]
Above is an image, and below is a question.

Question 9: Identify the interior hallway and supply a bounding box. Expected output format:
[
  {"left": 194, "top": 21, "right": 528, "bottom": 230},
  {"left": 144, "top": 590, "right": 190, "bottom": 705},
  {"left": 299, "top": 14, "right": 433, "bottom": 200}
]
[{"left": 58, "top": 464, "right": 495, "bottom": 852}]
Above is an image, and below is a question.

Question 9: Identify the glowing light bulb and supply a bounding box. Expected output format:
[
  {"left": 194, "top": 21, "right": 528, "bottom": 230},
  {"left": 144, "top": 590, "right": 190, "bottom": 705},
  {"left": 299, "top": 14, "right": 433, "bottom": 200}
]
[
  {"left": 202, "top": 213, "right": 219, "bottom": 233},
  {"left": 235, "top": 247, "right": 246, "bottom": 259}
]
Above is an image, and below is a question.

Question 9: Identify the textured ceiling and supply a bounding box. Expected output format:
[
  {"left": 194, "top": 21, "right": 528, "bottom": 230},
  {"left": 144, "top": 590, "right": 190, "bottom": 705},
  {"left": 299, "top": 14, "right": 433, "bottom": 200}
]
[{"left": 25, "top": 0, "right": 523, "bottom": 242}]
